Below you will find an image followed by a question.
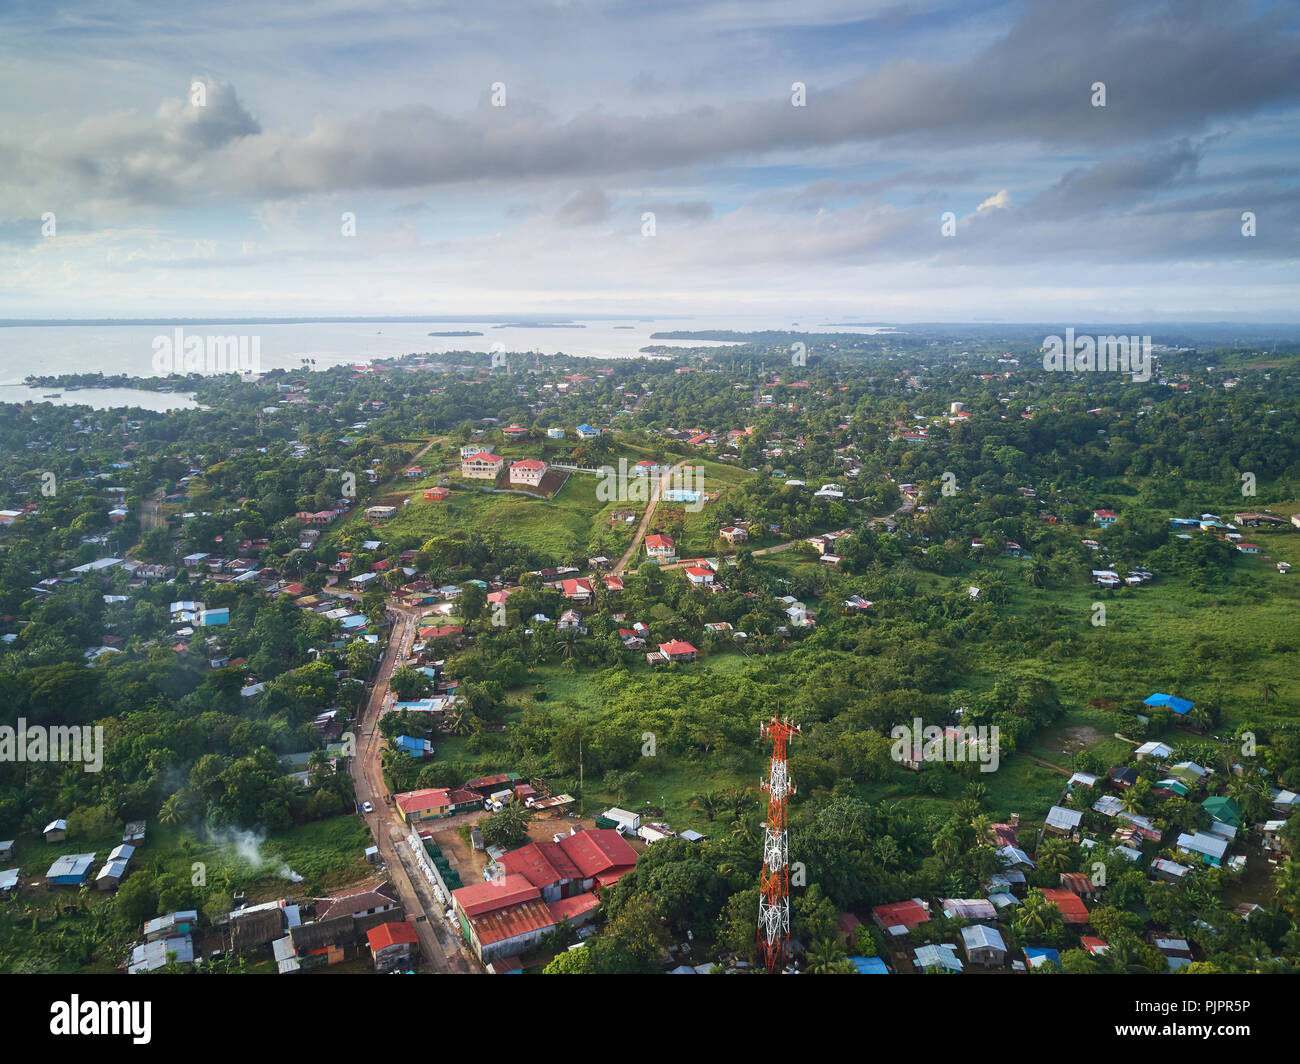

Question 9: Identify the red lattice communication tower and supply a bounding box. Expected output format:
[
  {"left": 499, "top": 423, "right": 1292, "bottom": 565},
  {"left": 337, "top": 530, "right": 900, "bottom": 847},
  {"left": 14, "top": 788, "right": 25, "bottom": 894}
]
[{"left": 757, "top": 716, "right": 800, "bottom": 973}]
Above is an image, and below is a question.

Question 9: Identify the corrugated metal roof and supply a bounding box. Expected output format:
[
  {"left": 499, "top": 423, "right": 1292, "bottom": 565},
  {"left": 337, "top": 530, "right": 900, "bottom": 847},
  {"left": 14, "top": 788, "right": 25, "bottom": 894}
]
[
  {"left": 46, "top": 853, "right": 95, "bottom": 880},
  {"left": 961, "top": 924, "right": 1007, "bottom": 953},
  {"left": 454, "top": 874, "right": 540, "bottom": 917},
  {"left": 467, "top": 898, "right": 555, "bottom": 947}
]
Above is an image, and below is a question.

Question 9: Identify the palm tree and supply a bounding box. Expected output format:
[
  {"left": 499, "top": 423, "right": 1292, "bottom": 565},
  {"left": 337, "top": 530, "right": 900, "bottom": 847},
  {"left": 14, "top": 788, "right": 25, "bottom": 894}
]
[
  {"left": 931, "top": 824, "right": 961, "bottom": 867},
  {"left": 1119, "top": 781, "right": 1148, "bottom": 815},
  {"left": 1021, "top": 559, "right": 1049, "bottom": 588},
  {"left": 690, "top": 791, "right": 727, "bottom": 822},
  {"left": 158, "top": 792, "right": 190, "bottom": 827},
  {"left": 1013, "top": 890, "right": 1060, "bottom": 938},
  {"left": 804, "top": 937, "right": 850, "bottom": 974},
  {"left": 1035, "top": 837, "right": 1073, "bottom": 877},
  {"left": 729, "top": 817, "right": 760, "bottom": 848},
  {"left": 970, "top": 814, "right": 995, "bottom": 849}
]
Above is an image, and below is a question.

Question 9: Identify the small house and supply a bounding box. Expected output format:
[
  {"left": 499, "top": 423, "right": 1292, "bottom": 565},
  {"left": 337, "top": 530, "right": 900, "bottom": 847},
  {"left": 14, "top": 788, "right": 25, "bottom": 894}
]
[{"left": 961, "top": 924, "right": 1007, "bottom": 967}]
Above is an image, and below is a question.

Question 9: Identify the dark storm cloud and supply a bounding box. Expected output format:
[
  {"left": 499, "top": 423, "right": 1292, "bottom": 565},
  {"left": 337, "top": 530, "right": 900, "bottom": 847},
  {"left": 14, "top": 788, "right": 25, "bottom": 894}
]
[{"left": 5, "top": 1, "right": 1296, "bottom": 205}]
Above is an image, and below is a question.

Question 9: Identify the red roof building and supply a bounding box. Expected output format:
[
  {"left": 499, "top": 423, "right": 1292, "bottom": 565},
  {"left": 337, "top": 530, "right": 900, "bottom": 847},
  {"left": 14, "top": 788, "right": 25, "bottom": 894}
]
[
  {"left": 1040, "top": 887, "right": 1090, "bottom": 924},
  {"left": 451, "top": 875, "right": 558, "bottom": 962},
  {"left": 367, "top": 920, "right": 418, "bottom": 951},
  {"left": 658, "top": 640, "right": 698, "bottom": 662},
  {"left": 417, "top": 625, "right": 462, "bottom": 640},
  {"left": 366, "top": 919, "right": 419, "bottom": 971},
  {"left": 546, "top": 892, "right": 601, "bottom": 924},
  {"left": 509, "top": 459, "right": 548, "bottom": 487},
  {"left": 645, "top": 533, "right": 675, "bottom": 556},
  {"left": 394, "top": 788, "right": 451, "bottom": 824},
  {"left": 560, "top": 577, "right": 593, "bottom": 600},
  {"left": 499, "top": 840, "right": 583, "bottom": 898},
  {"left": 454, "top": 875, "right": 540, "bottom": 917},
  {"left": 871, "top": 899, "right": 931, "bottom": 934},
  {"left": 555, "top": 828, "right": 638, "bottom": 889}
]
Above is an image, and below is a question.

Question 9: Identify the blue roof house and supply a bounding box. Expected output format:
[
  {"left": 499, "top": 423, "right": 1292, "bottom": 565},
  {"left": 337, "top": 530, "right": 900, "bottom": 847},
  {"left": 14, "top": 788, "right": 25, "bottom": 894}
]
[{"left": 1144, "top": 692, "right": 1193, "bottom": 715}]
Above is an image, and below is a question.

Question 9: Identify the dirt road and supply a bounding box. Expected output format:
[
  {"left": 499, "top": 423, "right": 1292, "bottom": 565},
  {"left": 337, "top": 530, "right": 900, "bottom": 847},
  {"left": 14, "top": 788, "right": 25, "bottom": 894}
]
[
  {"left": 141, "top": 491, "right": 166, "bottom": 531},
  {"left": 351, "top": 603, "right": 476, "bottom": 973},
  {"left": 614, "top": 460, "right": 688, "bottom": 574}
]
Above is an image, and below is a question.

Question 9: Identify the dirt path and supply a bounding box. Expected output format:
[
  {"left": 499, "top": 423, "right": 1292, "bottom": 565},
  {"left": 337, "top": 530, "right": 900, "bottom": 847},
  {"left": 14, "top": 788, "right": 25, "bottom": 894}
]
[
  {"left": 141, "top": 491, "right": 166, "bottom": 531},
  {"left": 1021, "top": 753, "right": 1072, "bottom": 776},
  {"left": 351, "top": 603, "right": 475, "bottom": 973},
  {"left": 614, "top": 460, "right": 687, "bottom": 574}
]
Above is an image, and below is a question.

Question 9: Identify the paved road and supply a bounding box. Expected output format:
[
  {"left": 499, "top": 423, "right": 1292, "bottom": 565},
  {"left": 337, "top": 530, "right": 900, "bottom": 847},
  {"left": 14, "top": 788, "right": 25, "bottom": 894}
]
[
  {"left": 614, "top": 460, "right": 688, "bottom": 574},
  {"left": 351, "top": 603, "right": 476, "bottom": 974}
]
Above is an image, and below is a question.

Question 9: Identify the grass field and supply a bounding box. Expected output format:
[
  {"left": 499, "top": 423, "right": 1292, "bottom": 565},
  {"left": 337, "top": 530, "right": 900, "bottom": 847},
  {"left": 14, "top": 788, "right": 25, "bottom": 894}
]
[
  {"left": 0, "top": 815, "right": 372, "bottom": 974},
  {"left": 352, "top": 466, "right": 641, "bottom": 562}
]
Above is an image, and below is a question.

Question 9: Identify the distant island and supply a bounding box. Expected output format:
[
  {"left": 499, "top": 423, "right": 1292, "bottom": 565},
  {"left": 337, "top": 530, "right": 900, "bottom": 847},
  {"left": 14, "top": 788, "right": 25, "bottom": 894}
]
[
  {"left": 649, "top": 329, "right": 816, "bottom": 342},
  {"left": 492, "top": 322, "right": 586, "bottom": 329},
  {"left": 428, "top": 331, "right": 483, "bottom": 337}
]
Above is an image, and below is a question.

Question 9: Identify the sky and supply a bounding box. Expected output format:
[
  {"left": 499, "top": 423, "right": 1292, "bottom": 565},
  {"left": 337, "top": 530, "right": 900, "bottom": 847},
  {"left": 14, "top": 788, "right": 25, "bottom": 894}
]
[{"left": 1, "top": 0, "right": 1298, "bottom": 321}]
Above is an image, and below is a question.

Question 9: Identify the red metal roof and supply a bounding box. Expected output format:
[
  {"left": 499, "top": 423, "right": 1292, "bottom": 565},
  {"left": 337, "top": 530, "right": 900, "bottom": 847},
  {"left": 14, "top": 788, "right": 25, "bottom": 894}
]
[
  {"left": 1040, "top": 888, "right": 1090, "bottom": 924},
  {"left": 394, "top": 788, "right": 450, "bottom": 816},
  {"left": 872, "top": 899, "right": 930, "bottom": 928},
  {"left": 367, "top": 920, "right": 418, "bottom": 951},
  {"left": 645, "top": 534, "right": 674, "bottom": 549},
  {"left": 453, "top": 874, "right": 541, "bottom": 917},
  {"left": 557, "top": 828, "right": 638, "bottom": 880},
  {"left": 594, "top": 867, "right": 634, "bottom": 889},
  {"left": 466, "top": 898, "right": 555, "bottom": 946},
  {"left": 499, "top": 840, "right": 581, "bottom": 889},
  {"left": 511, "top": 459, "right": 547, "bottom": 470},
  {"left": 547, "top": 893, "right": 601, "bottom": 923}
]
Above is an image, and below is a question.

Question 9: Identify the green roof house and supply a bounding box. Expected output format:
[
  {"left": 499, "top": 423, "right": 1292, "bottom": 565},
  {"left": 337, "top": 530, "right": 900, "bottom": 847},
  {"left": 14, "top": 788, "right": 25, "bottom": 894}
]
[{"left": 1202, "top": 796, "right": 1241, "bottom": 828}]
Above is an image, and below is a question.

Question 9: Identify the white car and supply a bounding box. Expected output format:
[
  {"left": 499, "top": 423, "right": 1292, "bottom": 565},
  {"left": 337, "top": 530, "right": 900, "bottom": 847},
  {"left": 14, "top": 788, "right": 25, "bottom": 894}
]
[{"left": 361, "top": 801, "right": 374, "bottom": 814}]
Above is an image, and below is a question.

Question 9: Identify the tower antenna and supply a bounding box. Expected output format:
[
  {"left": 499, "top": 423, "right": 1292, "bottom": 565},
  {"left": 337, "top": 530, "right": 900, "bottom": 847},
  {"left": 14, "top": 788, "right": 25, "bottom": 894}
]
[{"left": 758, "top": 716, "right": 800, "bottom": 973}]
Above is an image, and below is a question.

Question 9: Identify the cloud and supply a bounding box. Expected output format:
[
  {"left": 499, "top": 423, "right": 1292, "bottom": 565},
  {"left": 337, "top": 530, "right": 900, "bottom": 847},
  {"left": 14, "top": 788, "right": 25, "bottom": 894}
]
[
  {"left": 0, "top": 0, "right": 1297, "bottom": 318},
  {"left": 556, "top": 188, "right": 611, "bottom": 226},
  {"left": 976, "top": 189, "right": 1011, "bottom": 212},
  {"left": 4, "top": 3, "right": 1297, "bottom": 208}
]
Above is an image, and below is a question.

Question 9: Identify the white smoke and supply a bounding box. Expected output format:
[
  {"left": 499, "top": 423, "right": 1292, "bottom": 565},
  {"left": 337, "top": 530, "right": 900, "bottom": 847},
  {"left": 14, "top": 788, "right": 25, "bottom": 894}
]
[{"left": 206, "top": 825, "right": 268, "bottom": 867}]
